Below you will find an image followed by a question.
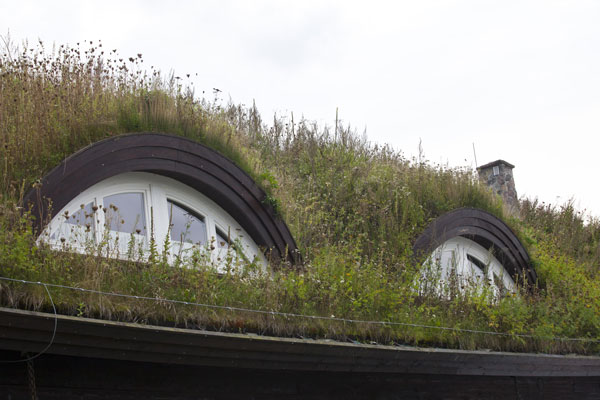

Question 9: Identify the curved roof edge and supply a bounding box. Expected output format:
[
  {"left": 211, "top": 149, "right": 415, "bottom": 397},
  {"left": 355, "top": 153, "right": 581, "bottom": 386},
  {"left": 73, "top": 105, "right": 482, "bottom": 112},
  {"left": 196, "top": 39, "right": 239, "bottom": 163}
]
[
  {"left": 413, "top": 207, "right": 536, "bottom": 285},
  {"left": 2, "top": 307, "right": 597, "bottom": 376},
  {"left": 23, "top": 133, "right": 300, "bottom": 264}
]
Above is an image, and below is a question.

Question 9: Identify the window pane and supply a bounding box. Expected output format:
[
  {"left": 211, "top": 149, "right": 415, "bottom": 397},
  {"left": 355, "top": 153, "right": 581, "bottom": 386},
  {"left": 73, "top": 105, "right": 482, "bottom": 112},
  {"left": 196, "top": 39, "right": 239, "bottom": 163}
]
[
  {"left": 466, "top": 253, "right": 486, "bottom": 282},
  {"left": 168, "top": 201, "right": 207, "bottom": 245},
  {"left": 467, "top": 254, "right": 486, "bottom": 273},
  {"left": 215, "top": 228, "right": 230, "bottom": 249},
  {"left": 65, "top": 202, "right": 95, "bottom": 229},
  {"left": 103, "top": 192, "right": 146, "bottom": 235},
  {"left": 50, "top": 201, "right": 95, "bottom": 242}
]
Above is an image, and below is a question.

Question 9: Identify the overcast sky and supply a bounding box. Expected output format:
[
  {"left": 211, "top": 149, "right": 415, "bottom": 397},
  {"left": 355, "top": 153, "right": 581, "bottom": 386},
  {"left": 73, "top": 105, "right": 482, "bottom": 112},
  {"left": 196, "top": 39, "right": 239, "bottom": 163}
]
[{"left": 3, "top": 1, "right": 600, "bottom": 218}]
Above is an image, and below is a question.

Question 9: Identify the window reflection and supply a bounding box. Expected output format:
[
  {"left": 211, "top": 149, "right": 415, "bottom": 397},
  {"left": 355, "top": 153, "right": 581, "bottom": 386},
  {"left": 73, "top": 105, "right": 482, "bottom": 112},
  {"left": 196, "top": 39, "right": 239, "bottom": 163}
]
[
  {"left": 214, "top": 226, "right": 249, "bottom": 266},
  {"left": 66, "top": 202, "right": 95, "bottom": 230},
  {"left": 50, "top": 202, "right": 95, "bottom": 242},
  {"left": 103, "top": 192, "right": 146, "bottom": 235},
  {"left": 168, "top": 200, "right": 207, "bottom": 245}
]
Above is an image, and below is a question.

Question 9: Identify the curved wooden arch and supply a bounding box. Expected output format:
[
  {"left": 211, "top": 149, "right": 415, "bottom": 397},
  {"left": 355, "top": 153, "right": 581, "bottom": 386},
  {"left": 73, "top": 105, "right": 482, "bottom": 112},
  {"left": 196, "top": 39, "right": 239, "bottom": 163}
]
[
  {"left": 23, "top": 133, "right": 300, "bottom": 264},
  {"left": 413, "top": 208, "right": 536, "bottom": 285}
]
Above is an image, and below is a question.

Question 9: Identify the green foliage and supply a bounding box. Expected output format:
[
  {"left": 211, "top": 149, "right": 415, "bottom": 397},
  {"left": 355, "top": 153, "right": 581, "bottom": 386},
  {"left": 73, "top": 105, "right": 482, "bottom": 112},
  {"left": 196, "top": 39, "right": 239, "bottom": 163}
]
[
  {"left": 1, "top": 38, "right": 599, "bottom": 355},
  {"left": 521, "top": 198, "right": 600, "bottom": 273}
]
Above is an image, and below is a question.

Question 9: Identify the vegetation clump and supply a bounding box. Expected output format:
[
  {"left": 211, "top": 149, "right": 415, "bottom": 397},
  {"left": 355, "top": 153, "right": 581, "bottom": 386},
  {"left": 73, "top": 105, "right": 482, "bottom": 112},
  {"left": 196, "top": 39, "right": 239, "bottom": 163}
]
[{"left": 1, "top": 38, "right": 599, "bottom": 354}]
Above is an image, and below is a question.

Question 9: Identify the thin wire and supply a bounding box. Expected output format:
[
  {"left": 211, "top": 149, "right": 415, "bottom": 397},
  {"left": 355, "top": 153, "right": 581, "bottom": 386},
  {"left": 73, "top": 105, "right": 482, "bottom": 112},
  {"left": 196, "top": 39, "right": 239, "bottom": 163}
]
[
  {"left": 0, "top": 275, "right": 598, "bottom": 344},
  {"left": 0, "top": 283, "right": 58, "bottom": 363}
]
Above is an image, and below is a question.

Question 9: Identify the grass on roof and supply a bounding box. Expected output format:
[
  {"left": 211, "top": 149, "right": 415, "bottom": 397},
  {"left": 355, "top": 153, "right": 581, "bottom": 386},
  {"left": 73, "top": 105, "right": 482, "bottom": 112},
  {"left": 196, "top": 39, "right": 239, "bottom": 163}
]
[{"left": 0, "top": 38, "right": 599, "bottom": 355}]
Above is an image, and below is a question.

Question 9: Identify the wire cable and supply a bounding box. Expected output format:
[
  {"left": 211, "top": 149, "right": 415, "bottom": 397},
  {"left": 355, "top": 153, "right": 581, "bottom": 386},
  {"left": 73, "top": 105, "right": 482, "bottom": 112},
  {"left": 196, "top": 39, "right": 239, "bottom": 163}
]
[
  {"left": 0, "top": 275, "right": 598, "bottom": 344},
  {"left": 0, "top": 282, "right": 57, "bottom": 363}
]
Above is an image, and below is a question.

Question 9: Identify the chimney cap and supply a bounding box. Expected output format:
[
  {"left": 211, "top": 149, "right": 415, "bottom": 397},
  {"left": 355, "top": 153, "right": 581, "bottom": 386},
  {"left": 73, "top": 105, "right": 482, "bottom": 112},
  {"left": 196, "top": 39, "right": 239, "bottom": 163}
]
[{"left": 477, "top": 159, "right": 515, "bottom": 171}]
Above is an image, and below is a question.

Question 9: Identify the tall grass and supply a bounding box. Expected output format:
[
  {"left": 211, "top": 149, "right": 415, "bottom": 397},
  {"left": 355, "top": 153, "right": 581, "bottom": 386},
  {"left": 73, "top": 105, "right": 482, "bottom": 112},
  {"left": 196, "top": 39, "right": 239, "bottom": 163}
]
[
  {"left": 521, "top": 199, "right": 600, "bottom": 272},
  {"left": 1, "top": 38, "right": 599, "bottom": 354},
  {"left": 0, "top": 37, "right": 258, "bottom": 200}
]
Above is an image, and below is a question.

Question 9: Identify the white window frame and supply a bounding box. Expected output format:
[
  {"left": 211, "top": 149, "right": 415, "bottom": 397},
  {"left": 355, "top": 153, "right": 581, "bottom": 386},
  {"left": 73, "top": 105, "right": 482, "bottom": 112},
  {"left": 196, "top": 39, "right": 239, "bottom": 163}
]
[
  {"left": 423, "top": 236, "right": 516, "bottom": 296},
  {"left": 42, "top": 172, "right": 266, "bottom": 271}
]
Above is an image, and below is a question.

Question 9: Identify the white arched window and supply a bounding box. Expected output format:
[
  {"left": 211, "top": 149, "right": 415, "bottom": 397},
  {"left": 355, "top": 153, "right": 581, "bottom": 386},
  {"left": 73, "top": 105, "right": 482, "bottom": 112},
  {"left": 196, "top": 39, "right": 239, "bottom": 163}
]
[
  {"left": 424, "top": 236, "right": 516, "bottom": 296},
  {"left": 413, "top": 208, "right": 536, "bottom": 295},
  {"left": 43, "top": 172, "right": 266, "bottom": 270}
]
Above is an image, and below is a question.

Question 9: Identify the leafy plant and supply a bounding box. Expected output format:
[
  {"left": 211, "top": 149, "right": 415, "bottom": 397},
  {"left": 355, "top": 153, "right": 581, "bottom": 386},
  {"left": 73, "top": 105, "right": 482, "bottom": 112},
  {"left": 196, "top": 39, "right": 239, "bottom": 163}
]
[{"left": 0, "top": 37, "right": 599, "bottom": 355}]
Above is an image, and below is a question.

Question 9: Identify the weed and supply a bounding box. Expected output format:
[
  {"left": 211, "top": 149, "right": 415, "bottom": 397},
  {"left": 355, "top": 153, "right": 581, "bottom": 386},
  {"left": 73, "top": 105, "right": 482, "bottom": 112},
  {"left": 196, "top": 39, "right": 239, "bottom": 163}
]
[{"left": 0, "top": 38, "right": 599, "bottom": 354}]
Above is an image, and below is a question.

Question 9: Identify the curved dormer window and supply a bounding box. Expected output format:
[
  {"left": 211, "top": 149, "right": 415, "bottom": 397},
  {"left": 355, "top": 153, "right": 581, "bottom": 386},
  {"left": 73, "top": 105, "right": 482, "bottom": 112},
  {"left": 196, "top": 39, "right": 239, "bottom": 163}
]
[
  {"left": 43, "top": 172, "right": 265, "bottom": 270},
  {"left": 413, "top": 208, "right": 536, "bottom": 296},
  {"left": 25, "top": 133, "right": 299, "bottom": 269}
]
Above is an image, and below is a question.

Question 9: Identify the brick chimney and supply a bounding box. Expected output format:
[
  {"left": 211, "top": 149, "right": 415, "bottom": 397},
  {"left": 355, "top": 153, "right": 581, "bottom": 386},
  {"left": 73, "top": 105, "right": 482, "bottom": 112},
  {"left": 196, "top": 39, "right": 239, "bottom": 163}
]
[{"left": 477, "top": 160, "right": 519, "bottom": 213}]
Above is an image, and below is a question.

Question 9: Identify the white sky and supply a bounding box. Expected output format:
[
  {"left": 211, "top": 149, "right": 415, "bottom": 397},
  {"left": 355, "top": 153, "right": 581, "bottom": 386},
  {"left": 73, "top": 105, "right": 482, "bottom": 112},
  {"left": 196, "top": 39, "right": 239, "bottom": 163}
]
[{"left": 3, "top": 0, "right": 600, "bottom": 218}]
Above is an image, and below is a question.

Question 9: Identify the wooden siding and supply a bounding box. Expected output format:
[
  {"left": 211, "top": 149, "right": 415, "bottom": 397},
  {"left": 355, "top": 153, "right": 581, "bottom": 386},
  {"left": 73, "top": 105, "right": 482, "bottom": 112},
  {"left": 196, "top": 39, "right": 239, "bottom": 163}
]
[{"left": 0, "top": 308, "right": 599, "bottom": 399}]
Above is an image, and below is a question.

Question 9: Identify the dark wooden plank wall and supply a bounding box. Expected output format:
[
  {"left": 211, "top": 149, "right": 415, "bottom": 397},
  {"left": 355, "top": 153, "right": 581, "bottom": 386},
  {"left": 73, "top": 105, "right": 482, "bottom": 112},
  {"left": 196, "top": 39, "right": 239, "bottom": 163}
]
[
  {"left": 1, "top": 351, "right": 599, "bottom": 400},
  {"left": 3, "top": 308, "right": 600, "bottom": 378}
]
